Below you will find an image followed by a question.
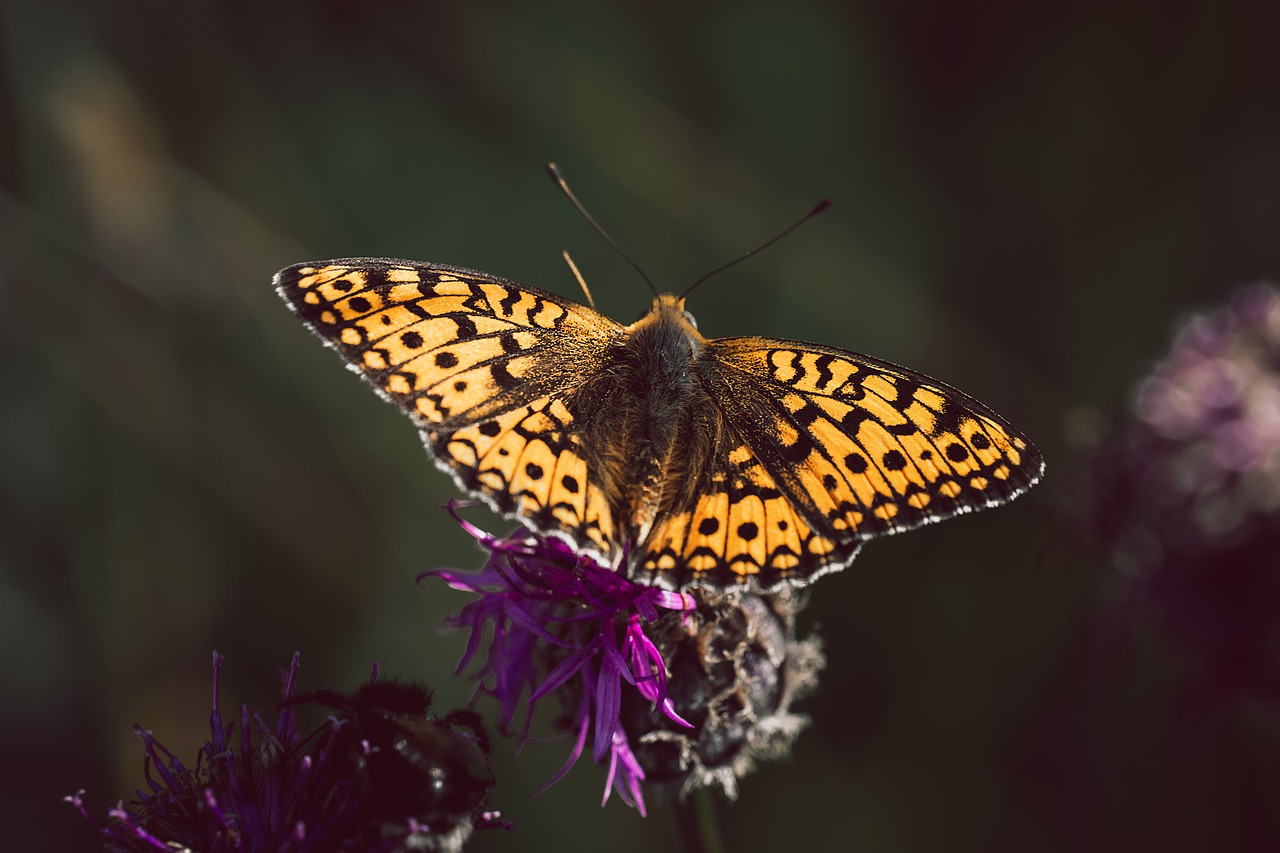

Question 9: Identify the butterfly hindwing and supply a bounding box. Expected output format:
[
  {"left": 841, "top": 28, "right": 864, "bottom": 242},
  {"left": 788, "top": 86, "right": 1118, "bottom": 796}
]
[
  {"left": 424, "top": 395, "right": 617, "bottom": 557},
  {"left": 636, "top": 415, "right": 858, "bottom": 588}
]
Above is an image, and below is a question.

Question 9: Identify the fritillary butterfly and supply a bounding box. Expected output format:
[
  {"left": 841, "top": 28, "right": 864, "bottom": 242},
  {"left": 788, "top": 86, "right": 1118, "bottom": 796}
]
[{"left": 277, "top": 248, "right": 1041, "bottom": 590}]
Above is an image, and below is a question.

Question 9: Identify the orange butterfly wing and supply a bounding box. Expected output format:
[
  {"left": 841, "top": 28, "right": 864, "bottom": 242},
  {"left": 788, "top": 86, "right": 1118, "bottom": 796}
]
[
  {"left": 633, "top": 337, "right": 1042, "bottom": 588},
  {"left": 275, "top": 259, "right": 625, "bottom": 560}
]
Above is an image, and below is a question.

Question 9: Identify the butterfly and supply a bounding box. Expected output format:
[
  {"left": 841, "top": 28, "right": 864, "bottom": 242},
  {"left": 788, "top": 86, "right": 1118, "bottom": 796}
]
[{"left": 276, "top": 245, "right": 1042, "bottom": 591}]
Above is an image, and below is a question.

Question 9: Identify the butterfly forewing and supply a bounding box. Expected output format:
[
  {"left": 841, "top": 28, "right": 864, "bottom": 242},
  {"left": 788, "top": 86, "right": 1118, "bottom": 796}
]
[{"left": 707, "top": 338, "right": 1042, "bottom": 538}]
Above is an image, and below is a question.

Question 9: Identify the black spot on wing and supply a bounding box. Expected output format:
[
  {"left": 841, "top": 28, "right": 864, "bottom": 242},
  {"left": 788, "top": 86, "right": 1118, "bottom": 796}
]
[{"left": 882, "top": 450, "right": 907, "bottom": 471}]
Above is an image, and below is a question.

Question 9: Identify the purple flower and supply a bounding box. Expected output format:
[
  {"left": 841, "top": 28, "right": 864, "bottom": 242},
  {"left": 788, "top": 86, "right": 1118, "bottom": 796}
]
[
  {"left": 424, "top": 508, "right": 696, "bottom": 815},
  {"left": 69, "top": 653, "right": 507, "bottom": 852},
  {"left": 426, "top": 508, "right": 827, "bottom": 810},
  {"left": 1087, "top": 285, "right": 1280, "bottom": 711}
]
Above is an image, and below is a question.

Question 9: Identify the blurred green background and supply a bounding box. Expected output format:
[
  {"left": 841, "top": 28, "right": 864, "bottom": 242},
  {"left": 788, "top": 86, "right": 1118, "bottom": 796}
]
[{"left": 5, "top": 2, "right": 1280, "bottom": 850}]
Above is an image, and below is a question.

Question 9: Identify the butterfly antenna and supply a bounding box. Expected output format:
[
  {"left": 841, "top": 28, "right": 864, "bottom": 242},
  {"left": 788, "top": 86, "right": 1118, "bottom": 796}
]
[
  {"left": 561, "top": 250, "right": 597, "bottom": 310},
  {"left": 679, "top": 198, "right": 832, "bottom": 300},
  {"left": 547, "top": 162, "right": 659, "bottom": 298}
]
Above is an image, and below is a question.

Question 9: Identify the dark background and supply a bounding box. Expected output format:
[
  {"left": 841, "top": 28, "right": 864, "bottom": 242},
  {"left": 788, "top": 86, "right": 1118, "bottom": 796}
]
[{"left": 5, "top": 2, "right": 1280, "bottom": 850}]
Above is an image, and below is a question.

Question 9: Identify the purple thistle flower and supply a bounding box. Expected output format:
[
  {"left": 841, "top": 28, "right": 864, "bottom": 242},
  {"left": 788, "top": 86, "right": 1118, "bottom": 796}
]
[
  {"left": 423, "top": 507, "right": 696, "bottom": 815},
  {"left": 69, "top": 652, "right": 507, "bottom": 852},
  {"left": 1087, "top": 285, "right": 1280, "bottom": 712}
]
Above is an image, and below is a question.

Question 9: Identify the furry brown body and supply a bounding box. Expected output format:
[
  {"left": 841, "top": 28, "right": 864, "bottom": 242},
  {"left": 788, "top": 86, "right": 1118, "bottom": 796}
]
[{"left": 568, "top": 296, "right": 723, "bottom": 546}]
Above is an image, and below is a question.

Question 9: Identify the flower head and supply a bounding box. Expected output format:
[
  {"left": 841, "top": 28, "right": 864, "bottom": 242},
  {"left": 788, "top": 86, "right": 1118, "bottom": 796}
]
[
  {"left": 424, "top": 509, "right": 697, "bottom": 815},
  {"left": 1088, "top": 285, "right": 1280, "bottom": 709},
  {"left": 69, "top": 653, "right": 507, "bottom": 852},
  {"left": 618, "top": 587, "right": 825, "bottom": 800}
]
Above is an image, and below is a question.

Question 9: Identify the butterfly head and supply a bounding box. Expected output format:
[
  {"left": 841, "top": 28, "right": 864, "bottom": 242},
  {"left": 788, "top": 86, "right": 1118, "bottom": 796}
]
[{"left": 628, "top": 294, "right": 705, "bottom": 340}]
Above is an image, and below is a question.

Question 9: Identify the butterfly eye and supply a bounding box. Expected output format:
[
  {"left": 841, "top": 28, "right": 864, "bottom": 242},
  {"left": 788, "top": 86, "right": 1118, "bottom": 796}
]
[{"left": 684, "top": 311, "right": 699, "bottom": 330}]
